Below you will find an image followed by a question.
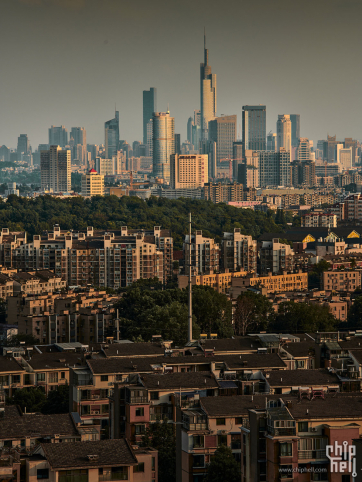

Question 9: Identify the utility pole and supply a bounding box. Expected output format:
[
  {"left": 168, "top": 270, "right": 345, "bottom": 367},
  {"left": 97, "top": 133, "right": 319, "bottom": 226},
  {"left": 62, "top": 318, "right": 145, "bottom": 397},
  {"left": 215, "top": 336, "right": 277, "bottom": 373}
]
[{"left": 188, "top": 212, "right": 193, "bottom": 343}]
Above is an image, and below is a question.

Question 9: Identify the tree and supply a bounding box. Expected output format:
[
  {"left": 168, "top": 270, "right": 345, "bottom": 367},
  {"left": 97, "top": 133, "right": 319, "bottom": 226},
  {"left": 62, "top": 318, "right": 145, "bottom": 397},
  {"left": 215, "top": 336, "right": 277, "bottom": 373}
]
[
  {"left": 271, "top": 302, "right": 337, "bottom": 333},
  {"left": 204, "top": 445, "right": 241, "bottom": 482},
  {"left": 308, "top": 259, "right": 330, "bottom": 289},
  {"left": 234, "top": 292, "right": 274, "bottom": 335},
  {"left": 41, "top": 385, "right": 69, "bottom": 414},
  {"left": 141, "top": 420, "right": 176, "bottom": 482},
  {"left": 7, "top": 387, "right": 46, "bottom": 413}
]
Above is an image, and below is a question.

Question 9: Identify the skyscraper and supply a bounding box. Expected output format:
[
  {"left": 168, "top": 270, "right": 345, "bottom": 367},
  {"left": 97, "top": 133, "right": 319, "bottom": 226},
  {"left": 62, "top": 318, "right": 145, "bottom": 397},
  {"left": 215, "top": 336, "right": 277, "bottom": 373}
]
[
  {"left": 267, "top": 132, "right": 277, "bottom": 152},
  {"left": 174, "top": 134, "right": 181, "bottom": 155},
  {"left": 297, "top": 138, "right": 312, "bottom": 161},
  {"left": 232, "top": 140, "right": 243, "bottom": 180},
  {"left": 70, "top": 127, "right": 87, "bottom": 165},
  {"left": 259, "top": 149, "right": 290, "bottom": 187},
  {"left": 49, "top": 126, "right": 68, "bottom": 148},
  {"left": 200, "top": 33, "right": 216, "bottom": 140},
  {"left": 143, "top": 88, "right": 157, "bottom": 145},
  {"left": 242, "top": 105, "right": 266, "bottom": 154},
  {"left": 152, "top": 111, "right": 175, "bottom": 182},
  {"left": 290, "top": 114, "right": 300, "bottom": 148},
  {"left": 277, "top": 115, "right": 292, "bottom": 153},
  {"left": 105, "top": 110, "right": 119, "bottom": 159},
  {"left": 17, "top": 134, "right": 30, "bottom": 161},
  {"left": 208, "top": 115, "right": 237, "bottom": 164},
  {"left": 40, "top": 145, "right": 71, "bottom": 192}
]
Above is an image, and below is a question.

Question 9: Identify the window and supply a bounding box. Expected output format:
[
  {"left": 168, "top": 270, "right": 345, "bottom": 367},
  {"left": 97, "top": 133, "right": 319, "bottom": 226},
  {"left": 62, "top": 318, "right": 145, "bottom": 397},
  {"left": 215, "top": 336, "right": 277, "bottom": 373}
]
[
  {"left": 61, "top": 372, "right": 65, "bottom": 379},
  {"left": 150, "top": 391, "right": 159, "bottom": 400},
  {"left": 133, "top": 463, "right": 144, "bottom": 473},
  {"left": 101, "top": 375, "right": 108, "bottom": 382},
  {"left": 192, "top": 455, "right": 205, "bottom": 468},
  {"left": 135, "top": 407, "right": 144, "bottom": 417},
  {"left": 37, "top": 373, "right": 45, "bottom": 382},
  {"left": 216, "top": 418, "right": 226, "bottom": 426},
  {"left": 235, "top": 417, "right": 243, "bottom": 425},
  {"left": 280, "top": 442, "right": 292, "bottom": 456},
  {"left": 37, "top": 469, "right": 49, "bottom": 480},
  {"left": 298, "top": 422, "right": 308, "bottom": 432},
  {"left": 152, "top": 457, "right": 155, "bottom": 471},
  {"left": 217, "top": 435, "right": 227, "bottom": 446},
  {"left": 192, "top": 435, "right": 204, "bottom": 448},
  {"left": 135, "top": 425, "right": 145, "bottom": 435},
  {"left": 280, "top": 465, "right": 293, "bottom": 479}
]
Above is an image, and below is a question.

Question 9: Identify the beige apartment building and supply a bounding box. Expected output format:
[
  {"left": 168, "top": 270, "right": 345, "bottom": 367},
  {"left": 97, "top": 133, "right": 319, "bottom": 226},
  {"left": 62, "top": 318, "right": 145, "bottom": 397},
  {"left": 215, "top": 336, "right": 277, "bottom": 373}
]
[
  {"left": 230, "top": 270, "right": 308, "bottom": 297},
  {"left": 177, "top": 269, "right": 247, "bottom": 294},
  {"left": 40, "top": 145, "right": 71, "bottom": 192},
  {"left": 322, "top": 269, "right": 362, "bottom": 292},
  {"left": 81, "top": 169, "right": 104, "bottom": 197},
  {"left": 170, "top": 154, "right": 208, "bottom": 189},
  {"left": 183, "top": 230, "right": 219, "bottom": 275},
  {"left": 301, "top": 212, "right": 337, "bottom": 228}
]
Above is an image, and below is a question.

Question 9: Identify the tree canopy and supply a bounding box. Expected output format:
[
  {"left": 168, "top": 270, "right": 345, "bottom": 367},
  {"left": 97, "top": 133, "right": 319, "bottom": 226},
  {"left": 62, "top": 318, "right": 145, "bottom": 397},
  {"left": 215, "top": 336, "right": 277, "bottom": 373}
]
[
  {"left": 234, "top": 291, "right": 274, "bottom": 335},
  {"left": 271, "top": 301, "right": 337, "bottom": 333},
  {"left": 115, "top": 283, "right": 232, "bottom": 345},
  {"left": 6, "top": 386, "right": 69, "bottom": 414},
  {"left": 142, "top": 420, "right": 176, "bottom": 482},
  {"left": 204, "top": 445, "right": 241, "bottom": 482},
  {"left": 0, "top": 195, "right": 295, "bottom": 249}
]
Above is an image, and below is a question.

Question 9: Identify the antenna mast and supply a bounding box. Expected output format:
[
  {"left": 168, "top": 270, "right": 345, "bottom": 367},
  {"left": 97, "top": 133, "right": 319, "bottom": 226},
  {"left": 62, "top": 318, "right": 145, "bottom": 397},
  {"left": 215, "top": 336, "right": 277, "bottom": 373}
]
[{"left": 188, "top": 212, "right": 193, "bottom": 343}]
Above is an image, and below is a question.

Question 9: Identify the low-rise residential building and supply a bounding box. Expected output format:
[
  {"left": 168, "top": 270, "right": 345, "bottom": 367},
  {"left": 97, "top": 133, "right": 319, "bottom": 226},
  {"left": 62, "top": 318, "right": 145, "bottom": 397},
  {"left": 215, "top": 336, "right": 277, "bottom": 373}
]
[
  {"left": 301, "top": 212, "right": 337, "bottom": 228},
  {"left": 230, "top": 271, "right": 308, "bottom": 297},
  {"left": 322, "top": 269, "right": 362, "bottom": 292},
  {"left": 177, "top": 270, "right": 247, "bottom": 294}
]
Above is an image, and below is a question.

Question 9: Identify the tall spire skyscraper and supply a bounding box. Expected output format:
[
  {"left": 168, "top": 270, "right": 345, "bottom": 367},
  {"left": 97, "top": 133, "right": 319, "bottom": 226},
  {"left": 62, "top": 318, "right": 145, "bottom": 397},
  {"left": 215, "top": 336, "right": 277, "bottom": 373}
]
[{"left": 200, "top": 31, "right": 217, "bottom": 141}]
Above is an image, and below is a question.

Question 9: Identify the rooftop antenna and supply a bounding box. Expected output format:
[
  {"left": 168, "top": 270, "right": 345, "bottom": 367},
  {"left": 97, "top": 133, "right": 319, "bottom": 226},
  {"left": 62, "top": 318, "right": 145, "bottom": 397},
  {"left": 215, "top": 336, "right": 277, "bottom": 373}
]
[
  {"left": 188, "top": 212, "right": 193, "bottom": 343},
  {"left": 167, "top": 103, "right": 170, "bottom": 114}
]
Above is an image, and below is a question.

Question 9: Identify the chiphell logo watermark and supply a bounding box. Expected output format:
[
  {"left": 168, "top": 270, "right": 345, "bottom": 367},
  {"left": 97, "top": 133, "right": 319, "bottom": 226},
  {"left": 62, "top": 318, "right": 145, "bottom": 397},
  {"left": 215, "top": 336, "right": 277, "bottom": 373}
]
[{"left": 326, "top": 441, "right": 357, "bottom": 477}]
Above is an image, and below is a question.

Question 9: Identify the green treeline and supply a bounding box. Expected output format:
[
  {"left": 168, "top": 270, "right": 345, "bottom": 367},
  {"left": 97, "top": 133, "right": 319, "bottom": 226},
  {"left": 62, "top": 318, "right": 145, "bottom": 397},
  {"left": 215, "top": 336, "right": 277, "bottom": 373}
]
[{"left": 0, "top": 195, "right": 294, "bottom": 249}]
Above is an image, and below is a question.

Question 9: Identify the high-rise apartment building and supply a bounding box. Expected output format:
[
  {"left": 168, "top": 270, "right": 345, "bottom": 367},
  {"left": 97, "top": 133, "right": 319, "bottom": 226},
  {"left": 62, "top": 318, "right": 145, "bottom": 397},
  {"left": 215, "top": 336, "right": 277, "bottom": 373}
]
[
  {"left": 40, "top": 145, "right": 71, "bottom": 192},
  {"left": 297, "top": 137, "right": 312, "bottom": 161},
  {"left": 277, "top": 115, "right": 292, "bottom": 153},
  {"left": 143, "top": 88, "right": 157, "bottom": 145},
  {"left": 70, "top": 127, "right": 87, "bottom": 165},
  {"left": 267, "top": 132, "right": 277, "bottom": 152},
  {"left": 105, "top": 110, "right": 119, "bottom": 159},
  {"left": 290, "top": 114, "right": 300, "bottom": 148},
  {"left": 200, "top": 34, "right": 217, "bottom": 140},
  {"left": 17, "top": 134, "right": 30, "bottom": 161},
  {"left": 242, "top": 105, "right": 266, "bottom": 154},
  {"left": 146, "top": 119, "right": 153, "bottom": 157},
  {"left": 259, "top": 149, "right": 291, "bottom": 187},
  {"left": 238, "top": 150, "right": 259, "bottom": 188},
  {"left": 291, "top": 160, "right": 315, "bottom": 187},
  {"left": 184, "top": 230, "right": 219, "bottom": 275},
  {"left": 49, "top": 126, "right": 68, "bottom": 148},
  {"left": 323, "top": 135, "right": 338, "bottom": 162},
  {"left": 221, "top": 228, "right": 257, "bottom": 273},
  {"left": 170, "top": 154, "right": 208, "bottom": 189},
  {"left": 208, "top": 115, "right": 237, "bottom": 164},
  {"left": 152, "top": 111, "right": 175, "bottom": 182},
  {"left": 81, "top": 169, "right": 104, "bottom": 197}
]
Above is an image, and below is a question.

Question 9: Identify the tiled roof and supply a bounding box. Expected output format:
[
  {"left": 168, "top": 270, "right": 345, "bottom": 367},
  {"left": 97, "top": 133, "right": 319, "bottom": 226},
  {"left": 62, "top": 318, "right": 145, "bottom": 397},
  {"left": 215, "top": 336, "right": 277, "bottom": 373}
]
[
  {"left": 0, "top": 357, "right": 24, "bottom": 373},
  {"left": 103, "top": 343, "right": 165, "bottom": 358},
  {"left": 201, "top": 337, "right": 262, "bottom": 352},
  {"left": 266, "top": 369, "right": 340, "bottom": 387},
  {"left": 140, "top": 371, "right": 218, "bottom": 390},
  {"left": 41, "top": 439, "right": 137, "bottom": 469},
  {"left": 0, "top": 409, "right": 78, "bottom": 439},
  {"left": 200, "top": 394, "right": 282, "bottom": 417},
  {"left": 288, "top": 393, "right": 362, "bottom": 419},
  {"left": 282, "top": 342, "right": 315, "bottom": 358},
  {"left": 27, "top": 352, "right": 86, "bottom": 370}
]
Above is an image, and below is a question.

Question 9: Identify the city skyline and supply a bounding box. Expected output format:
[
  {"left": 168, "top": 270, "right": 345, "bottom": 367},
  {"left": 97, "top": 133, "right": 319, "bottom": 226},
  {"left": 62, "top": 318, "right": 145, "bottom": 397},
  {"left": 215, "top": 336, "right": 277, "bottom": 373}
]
[{"left": 1, "top": 0, "right": 362, "bottom": 149}]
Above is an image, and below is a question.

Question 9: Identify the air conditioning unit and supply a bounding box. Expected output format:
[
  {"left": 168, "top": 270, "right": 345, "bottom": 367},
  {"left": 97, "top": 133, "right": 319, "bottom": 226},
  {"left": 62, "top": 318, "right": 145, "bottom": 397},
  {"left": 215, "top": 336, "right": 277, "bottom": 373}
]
[
  {"left": 91, "top": 410, "right": 100, "bottom": 415},
  {"left": 311, "top": 427, "right": 317, "bottom": 432}
]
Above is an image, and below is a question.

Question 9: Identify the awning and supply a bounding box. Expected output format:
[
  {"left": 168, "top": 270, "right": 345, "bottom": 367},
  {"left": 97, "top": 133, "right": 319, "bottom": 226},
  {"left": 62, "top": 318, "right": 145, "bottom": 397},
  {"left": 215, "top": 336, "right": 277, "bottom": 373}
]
[{"left": 218, "top": 381, "right": 238, "bottom": 389}]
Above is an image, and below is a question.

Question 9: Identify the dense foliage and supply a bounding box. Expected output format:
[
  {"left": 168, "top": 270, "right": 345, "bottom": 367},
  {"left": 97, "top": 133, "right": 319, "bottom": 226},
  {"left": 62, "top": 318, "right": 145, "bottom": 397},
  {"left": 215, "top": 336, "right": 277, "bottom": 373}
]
[
  {"left": 234, "top": 291, "right": 274, "bottom": 335},
  {"left": 204, "top": 445, "right": 241, "bottom": 482},
  {"left": 271, "top": 301, "right": 337, "bottom": 333},
  {"left": 347, "top": 295, "right": 362, "bottom": 329},
  {"left": 0, "top": 195, "right": 293, "bottom": 249},
  {"left": 308, "top": 259, "right": 330, "bottom": 289},
  {"left": 115, "top": 280, "right": 233, "bottom": 345},
  {"left": 142, "top": 420, "right": 176, "bottom": 482},
  {"left": 6, "top": 386, "right": 69, "bottom": 414}
]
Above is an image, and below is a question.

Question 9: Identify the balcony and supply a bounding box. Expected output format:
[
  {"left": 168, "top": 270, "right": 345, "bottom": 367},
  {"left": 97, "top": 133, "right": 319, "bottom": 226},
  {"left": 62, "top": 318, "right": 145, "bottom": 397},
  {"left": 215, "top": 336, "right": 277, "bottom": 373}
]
[{"left": 298, "top": 449, "right": 326, "bottom": 460}]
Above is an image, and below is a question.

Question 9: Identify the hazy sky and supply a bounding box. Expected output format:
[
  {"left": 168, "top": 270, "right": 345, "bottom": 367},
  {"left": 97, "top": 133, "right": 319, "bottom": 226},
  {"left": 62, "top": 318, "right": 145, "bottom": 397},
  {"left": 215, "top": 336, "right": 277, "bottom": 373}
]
[{"left": 1, "top": 0, "right": 362, "bottom": 149}]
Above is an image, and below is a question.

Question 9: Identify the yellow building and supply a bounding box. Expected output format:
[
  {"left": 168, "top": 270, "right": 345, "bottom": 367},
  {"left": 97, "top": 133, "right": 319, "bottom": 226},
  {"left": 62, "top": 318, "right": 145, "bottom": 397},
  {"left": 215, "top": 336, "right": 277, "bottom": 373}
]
[
  {"left": 230, "top": 270, "right": 308, "bottom": 297},
  {"left": 170, "top": 154, "right": 208, "bottom": 189},
  {"left": 178, "top": 270, "right": 247, "bottom": 294},
  {"left": 81, "top": 169, "right": 104, "bottom": 197}
]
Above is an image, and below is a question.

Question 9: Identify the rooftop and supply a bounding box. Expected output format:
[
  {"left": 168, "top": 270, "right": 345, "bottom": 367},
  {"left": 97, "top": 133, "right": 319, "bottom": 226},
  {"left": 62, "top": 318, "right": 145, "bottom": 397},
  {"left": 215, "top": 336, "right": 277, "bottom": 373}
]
[
  {"left": 41, "top": 439, "right": 137, "bottom": 469},
  {"left": 140, "top": 371, "right": 218, "bottom": 390},
  {"left": 266, "top": 369, "right": 340, "bottom": 387}
]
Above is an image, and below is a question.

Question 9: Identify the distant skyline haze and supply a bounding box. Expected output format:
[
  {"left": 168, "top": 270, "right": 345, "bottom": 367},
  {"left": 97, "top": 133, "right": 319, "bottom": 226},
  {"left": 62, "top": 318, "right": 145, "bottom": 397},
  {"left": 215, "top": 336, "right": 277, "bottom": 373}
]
[{"left": 1, "top": 0, "right": 361, "bottom": 149}]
